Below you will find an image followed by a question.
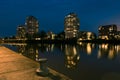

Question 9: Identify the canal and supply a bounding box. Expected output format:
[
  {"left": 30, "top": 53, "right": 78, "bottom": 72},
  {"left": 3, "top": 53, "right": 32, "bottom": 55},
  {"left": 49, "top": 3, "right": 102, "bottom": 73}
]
[{"left": 3, "top": 43, "right": 120, "bottom": 80}]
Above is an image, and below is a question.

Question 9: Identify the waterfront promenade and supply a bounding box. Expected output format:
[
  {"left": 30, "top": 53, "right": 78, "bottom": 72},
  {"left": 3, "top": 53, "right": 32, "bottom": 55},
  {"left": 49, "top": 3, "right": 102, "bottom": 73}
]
[{"left": 0, "top": 46, "right": 71, "bottom": 80}]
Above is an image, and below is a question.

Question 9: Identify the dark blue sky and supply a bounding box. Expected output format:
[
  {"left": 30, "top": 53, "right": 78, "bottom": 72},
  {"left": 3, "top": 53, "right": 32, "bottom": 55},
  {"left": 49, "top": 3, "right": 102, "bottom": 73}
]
[{"left": 0, "top": 0, "right": 120, "bottom": 37}]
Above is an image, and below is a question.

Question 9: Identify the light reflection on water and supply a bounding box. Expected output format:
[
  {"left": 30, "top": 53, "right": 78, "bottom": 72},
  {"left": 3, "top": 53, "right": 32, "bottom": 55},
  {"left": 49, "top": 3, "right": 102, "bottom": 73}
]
[{"left": 4, "top": 43, "right": 120, "bottom": 80}]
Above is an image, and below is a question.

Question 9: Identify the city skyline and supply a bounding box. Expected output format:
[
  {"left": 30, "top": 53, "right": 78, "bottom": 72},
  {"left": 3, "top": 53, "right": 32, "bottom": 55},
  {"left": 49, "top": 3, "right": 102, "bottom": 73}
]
[{"left": 0, "top": 0, "right": 120, "bottom": 37}]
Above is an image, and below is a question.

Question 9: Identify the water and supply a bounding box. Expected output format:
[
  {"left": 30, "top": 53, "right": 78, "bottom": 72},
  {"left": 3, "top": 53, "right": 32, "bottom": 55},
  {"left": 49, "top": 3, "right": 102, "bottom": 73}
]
[{"left": 3, "top": 43, "right": 120, "bottom": 80}]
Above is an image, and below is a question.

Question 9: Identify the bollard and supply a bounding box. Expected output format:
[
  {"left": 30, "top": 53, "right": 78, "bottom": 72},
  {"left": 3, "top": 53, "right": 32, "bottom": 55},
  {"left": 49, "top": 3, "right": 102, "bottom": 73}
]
[{"left": 36, "top": 58, "right": 49, "bottom": 77}]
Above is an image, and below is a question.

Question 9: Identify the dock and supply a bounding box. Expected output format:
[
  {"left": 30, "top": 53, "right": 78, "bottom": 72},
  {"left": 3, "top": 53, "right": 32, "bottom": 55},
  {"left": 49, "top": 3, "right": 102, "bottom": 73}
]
[{"left": 0, "top": 46, "right": 71, "bottom": 80}]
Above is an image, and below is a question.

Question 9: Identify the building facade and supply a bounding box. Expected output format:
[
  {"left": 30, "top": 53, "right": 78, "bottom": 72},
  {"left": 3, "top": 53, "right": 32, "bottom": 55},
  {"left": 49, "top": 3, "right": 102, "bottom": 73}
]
[
  {"left": 78, "top": 31, "right": 96, "bottom": 40},
  {"left": 115, "top": 31, "right": 120, "bottom": 40},
  {"left": 64, "top": 13, "right": 80, "bottom": 39},
  {"left": 98, "top": 24, "right": 117, "bottom": 40},
  {"left": 47, "top": 31, "right": 56, "bottom": 40},
  {"left": 25, "top": 16, "right": 39, "bottom": 39},
  {"left": 16, "top": 25, "right": 26, "bottom": 39}
]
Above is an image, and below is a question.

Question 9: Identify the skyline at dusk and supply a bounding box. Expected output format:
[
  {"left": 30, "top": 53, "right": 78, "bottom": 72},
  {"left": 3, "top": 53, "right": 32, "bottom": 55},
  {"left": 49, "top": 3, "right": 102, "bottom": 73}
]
[{"left": 0, "top": 0, "right": 120, "bottom": 37}]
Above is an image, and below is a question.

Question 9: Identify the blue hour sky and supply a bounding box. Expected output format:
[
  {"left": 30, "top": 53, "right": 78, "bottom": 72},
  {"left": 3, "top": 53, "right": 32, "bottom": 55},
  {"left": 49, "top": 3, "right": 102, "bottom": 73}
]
[{"left": 0, "top": 0, "right": 120, "bottom": 37}]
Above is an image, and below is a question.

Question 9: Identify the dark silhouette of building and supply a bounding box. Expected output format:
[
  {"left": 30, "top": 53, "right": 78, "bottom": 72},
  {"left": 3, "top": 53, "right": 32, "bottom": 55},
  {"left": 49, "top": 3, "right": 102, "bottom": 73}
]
[
  {"left": 16, "top": 25, "right": 26, "bottom": 39},
  {"left": 25, "top": 16, "right": 39, "bottom": 39}
]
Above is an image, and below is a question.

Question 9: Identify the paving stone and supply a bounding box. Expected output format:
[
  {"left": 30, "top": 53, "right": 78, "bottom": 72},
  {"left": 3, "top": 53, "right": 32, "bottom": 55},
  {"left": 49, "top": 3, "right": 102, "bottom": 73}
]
[{"left": 0, "top": 46, "right": 71, "bottom": 80}]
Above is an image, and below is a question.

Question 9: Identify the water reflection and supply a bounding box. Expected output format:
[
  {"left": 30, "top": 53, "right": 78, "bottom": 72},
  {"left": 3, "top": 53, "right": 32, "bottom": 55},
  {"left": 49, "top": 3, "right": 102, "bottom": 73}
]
[
  {"left": 16, "top": 44, "right": 39, "bottom": 60},
  {"left": 5, "top": 43, "right": 120, "bottom": 80},
  {"left": 15, "top": 44, "right": 80, "bottom": 69},
  {"left": 77, "top": 42, "right": 95, "bottom": 55},
  {"left": 64, "top": 45, "right": 80, "bottom": 69},
  {"left": 7, "top": 43, "right": 120, "bottom": 67},
  {"left": 115, "top": 45, "right": 120, "bottom": 53},
  {"left": 46, "top": 44, "right": 55, "bottom": 52},
  {"left": 16, "top": 44, "right": 55, "bottom": 60},
  {"left": 77, "top": 42, "right": 120, "bottom": 60},
  {"left": 98, "top": 44, "right": 120, "bottom": 59}
]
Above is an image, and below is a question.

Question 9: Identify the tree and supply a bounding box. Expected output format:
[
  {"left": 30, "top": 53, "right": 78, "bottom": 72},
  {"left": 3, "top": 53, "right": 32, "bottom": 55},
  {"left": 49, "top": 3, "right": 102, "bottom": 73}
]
[
  {"left": 56, "top": 31, "right": 65, "bottom": 40},
  {"left": 40, "top": 30, "right": 47, "bottom": 39}
]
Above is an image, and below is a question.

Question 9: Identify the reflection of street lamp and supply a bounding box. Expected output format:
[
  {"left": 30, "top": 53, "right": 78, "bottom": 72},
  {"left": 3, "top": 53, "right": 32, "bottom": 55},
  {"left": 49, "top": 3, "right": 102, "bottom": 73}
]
[
  {"left": 97, "top": 50, "right": 101, "bottom": 59},
  {"left": 86, "top": 43, "right": 92, "bottom": 55},
  {"left": 98, "top": 44, "right": 117, "bottom": 60},
  {"left": 108, "top": 50, "right": 114, "bottom": 59},
  {"left": 101, "top": 44, "right": 108, "bottom": 50},
  {"left": 115, "top": 45, "right": 120, "bottom": 53}
]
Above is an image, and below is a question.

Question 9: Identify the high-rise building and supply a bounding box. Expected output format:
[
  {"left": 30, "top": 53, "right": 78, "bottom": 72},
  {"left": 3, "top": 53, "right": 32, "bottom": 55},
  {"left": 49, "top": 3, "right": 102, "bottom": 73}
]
[
  {"left": 25, "top": 16, "right": 39, "bottom": 39},
  {"left": 16, "top": 25, "right": 26, "bottom": 39},
  {"left": 98, "top": 24, "right": 117, "bottom": 40},
  {"left": 64, "top": 13, "right": 80, "bottom": 39}
]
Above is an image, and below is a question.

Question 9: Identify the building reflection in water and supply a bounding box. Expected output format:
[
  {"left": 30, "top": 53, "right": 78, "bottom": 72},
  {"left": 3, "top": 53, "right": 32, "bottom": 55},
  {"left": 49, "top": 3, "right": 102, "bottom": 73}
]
[
  {"left": 5, "top": 43, "right": 120, "bottom": 80},
  {"left": 77, "top": 42, "right": 95, "bottom": 55},
  {"left": 17, "top": 44, "right": 39, "bottom": 60},
  {"left": 15, "top": 44, "right": 81, "bottom": 69},
  {"left": 8, "top": 43, "right": 120, "bottom": 69},
  {"left": 98, "top": 44, "right": 120, "bottom": 59},
  {"left": 46, "top": 44, "right": 55, "bottom": 52},
  {"left": 77, "top": 42, "right": 120, "bottom": 60},
  {"left": 64, "top": 45, "right": 80, "bottom": 69},
  {"left": 86, "top": 43, "right": 95, "bottom": 55},
  {"left": 115, "top": 45, "right": 120, "bottom": 54},
  {"left": 17, "top": 44, "right": 26, "bottom": 55},
  {"left": 16, "top": 44, "right": 55, "bottom": 61}
]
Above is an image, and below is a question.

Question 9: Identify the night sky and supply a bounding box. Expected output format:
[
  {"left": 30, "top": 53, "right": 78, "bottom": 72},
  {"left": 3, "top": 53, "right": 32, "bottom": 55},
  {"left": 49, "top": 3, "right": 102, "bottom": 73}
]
[{"left": 0, "top": 0, "right": 120, "bottom": 37}]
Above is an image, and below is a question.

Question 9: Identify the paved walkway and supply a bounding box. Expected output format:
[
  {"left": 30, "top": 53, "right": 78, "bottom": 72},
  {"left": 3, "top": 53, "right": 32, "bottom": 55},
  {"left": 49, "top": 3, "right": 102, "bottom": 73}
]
[{"left": 0, "top": 46, "right": 71, "bottom": 80}]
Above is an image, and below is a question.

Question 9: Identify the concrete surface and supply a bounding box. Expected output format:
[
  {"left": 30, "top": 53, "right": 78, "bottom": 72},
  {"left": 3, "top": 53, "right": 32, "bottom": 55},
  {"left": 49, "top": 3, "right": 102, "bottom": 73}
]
[{"left": 0, "top": 46, "right": 71, "bottom": 80}]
